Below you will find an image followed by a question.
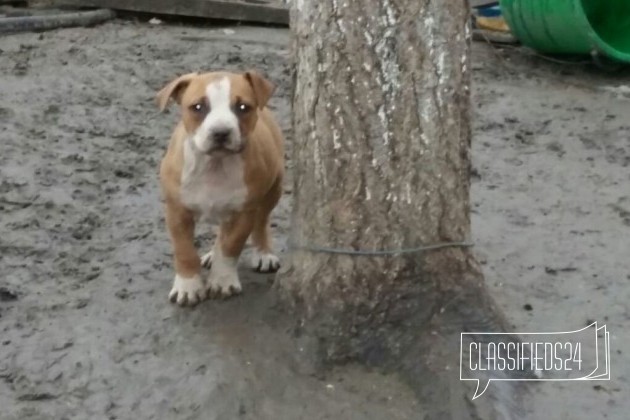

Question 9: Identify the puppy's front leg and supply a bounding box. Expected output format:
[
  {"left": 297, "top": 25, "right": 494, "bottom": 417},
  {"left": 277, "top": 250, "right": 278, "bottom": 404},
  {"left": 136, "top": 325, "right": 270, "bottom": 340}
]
[
  {"left": 165, "top": 200, "right": 205, "bottom": 306},
  {"left": 207, "top": 211, "right": 255, "bottom": 298}
]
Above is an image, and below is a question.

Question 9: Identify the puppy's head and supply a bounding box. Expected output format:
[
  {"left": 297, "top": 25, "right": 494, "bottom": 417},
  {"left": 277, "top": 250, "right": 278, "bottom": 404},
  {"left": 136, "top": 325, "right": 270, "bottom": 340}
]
[{"left": 156, "top": 71, "right": 275, "bottom": 155}]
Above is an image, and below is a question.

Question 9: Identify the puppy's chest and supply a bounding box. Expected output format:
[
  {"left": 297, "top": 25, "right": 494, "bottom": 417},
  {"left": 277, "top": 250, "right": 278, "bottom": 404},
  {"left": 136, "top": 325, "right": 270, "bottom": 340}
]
[{"left": 180, "top": 155, "right": 247, "bottom": 220}]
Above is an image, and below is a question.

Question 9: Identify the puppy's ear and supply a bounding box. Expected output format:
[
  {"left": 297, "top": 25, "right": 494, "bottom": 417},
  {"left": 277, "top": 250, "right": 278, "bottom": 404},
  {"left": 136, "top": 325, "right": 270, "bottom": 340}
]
[
  {"left": 244, "top": 71, "right": 275, "bottom": 109},
  {"left": 156, "top": 73, "right": 197, "bottom": 112}
]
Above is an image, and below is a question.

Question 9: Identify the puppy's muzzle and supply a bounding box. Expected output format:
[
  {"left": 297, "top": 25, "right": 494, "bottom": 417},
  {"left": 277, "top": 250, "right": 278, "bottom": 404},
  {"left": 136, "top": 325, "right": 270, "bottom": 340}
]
[
  {"left": 212, "top": 129, "right": 231, "bottom": 146},
  {"left": 206, "top": 128, "right": 241, "bottom": 154}
]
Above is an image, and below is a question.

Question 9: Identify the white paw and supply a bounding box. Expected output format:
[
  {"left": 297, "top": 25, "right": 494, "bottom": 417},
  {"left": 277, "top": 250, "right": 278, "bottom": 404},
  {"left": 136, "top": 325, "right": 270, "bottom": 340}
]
[
  {"left": 201, "top": 250, "right": 213, "bottom": 268},
  {"left": 207, "top": 247, "right": 241, "bottom": 299},
  {"left": 250, "top": 250, "right": 280, "bottom": 273},
  {"left": 207, "top": 267, "right": 242, "bottom": 298},
  {"left": 169, "top": 274, "right": 206, "bottom": 306}
]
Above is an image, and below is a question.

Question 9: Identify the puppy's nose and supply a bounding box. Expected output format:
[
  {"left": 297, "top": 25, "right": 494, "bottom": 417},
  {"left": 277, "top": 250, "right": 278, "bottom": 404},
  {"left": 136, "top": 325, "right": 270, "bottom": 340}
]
[{"left": 212, "top": 129, "right": 231, "bottom": 145}]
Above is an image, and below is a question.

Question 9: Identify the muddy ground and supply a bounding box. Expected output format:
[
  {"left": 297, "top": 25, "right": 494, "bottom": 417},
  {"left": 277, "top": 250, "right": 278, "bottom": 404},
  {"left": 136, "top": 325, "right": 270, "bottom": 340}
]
[{"left": 0, "top": 19, "right": 629, "bottom": 420}]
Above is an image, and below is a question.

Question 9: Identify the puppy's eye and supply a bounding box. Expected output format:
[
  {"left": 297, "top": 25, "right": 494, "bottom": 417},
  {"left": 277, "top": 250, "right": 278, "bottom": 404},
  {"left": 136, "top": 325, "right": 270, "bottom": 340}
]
[
  {"left": 235, "top": 102, "right": 251, "bottom": 115},
  {"left": 190, "top": 102, "right": 208, "bottom": 114}
]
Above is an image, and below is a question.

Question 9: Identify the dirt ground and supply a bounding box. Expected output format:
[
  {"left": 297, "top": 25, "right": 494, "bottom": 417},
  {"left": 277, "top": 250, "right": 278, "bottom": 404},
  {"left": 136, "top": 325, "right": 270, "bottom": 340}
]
[{"left": 0, "top": 19, "right": 629, "bottom": 420}]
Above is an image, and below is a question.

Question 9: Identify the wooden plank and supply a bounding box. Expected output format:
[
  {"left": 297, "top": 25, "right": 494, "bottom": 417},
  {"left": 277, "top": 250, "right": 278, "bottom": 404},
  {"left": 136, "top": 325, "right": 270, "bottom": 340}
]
[
  {"left": 54, "top": 0, "right": 289, "bottom": 25},
  {"left": 470, "top": 0, "right": 498, "bottom": 7}
]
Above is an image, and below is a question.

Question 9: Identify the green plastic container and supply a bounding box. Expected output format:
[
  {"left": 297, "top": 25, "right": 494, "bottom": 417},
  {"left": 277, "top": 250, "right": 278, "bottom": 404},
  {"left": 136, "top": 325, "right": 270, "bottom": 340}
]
[{"left": 500, "top": 0, "right": 630, "bottom": 62}]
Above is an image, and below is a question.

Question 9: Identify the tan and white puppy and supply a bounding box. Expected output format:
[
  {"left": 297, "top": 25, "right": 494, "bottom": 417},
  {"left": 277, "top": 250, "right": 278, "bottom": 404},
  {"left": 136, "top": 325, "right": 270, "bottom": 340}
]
[{"left": 156, "top": 70, "right": 284, "bottom": 306}]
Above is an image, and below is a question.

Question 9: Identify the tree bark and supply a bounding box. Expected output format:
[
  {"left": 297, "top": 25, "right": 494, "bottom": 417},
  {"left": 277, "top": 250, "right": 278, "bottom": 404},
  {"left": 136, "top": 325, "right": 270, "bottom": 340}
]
[
  {"left": 281, "top": 0, "right": 492, "bottom": 334},
  {"left": 278, "top": 1, "right": 523, "bottom": 417}
]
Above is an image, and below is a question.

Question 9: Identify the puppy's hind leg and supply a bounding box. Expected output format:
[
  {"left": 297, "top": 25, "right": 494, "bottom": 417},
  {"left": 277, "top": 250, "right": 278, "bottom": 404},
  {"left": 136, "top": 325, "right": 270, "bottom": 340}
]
[
  {"left": 200, "top": 225, "right": 220, "bottom": 268},
  {"left": 250, "top": 178, "right": 282, "bottom": 273}
]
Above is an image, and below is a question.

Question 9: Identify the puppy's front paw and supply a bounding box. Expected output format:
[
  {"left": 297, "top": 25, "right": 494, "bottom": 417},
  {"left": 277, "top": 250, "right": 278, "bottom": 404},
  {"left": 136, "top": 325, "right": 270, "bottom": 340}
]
[
  {"left": 200, "top": 250, "right": 213, "bottom": 268},
  {"left": 251, "top": 250, "right": 280, "bottom": 273},
  {"left": 169, "top": 274, "right": 206, "bottom": 306},
  {"left": 207, "top": 267, "right": 242, "bottom": 299}
]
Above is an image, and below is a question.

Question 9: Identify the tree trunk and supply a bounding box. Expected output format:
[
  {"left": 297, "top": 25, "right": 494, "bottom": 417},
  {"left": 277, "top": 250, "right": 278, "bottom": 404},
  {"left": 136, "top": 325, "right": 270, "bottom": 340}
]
[{"left": 278, "top": 1, "right": 524, "bottom": 417}]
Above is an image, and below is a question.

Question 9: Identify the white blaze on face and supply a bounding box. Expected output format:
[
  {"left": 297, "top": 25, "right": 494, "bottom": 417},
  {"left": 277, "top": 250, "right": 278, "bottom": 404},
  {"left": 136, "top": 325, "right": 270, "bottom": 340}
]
[{"left": 191, "top": 77, "right": 241, "bottom": 153}]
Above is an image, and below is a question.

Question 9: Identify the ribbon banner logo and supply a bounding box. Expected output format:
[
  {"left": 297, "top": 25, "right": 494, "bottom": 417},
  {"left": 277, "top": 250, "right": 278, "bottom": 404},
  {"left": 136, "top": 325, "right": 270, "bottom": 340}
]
[{"left": 460, "top": 322, "right": 610, "bottom": 399}]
